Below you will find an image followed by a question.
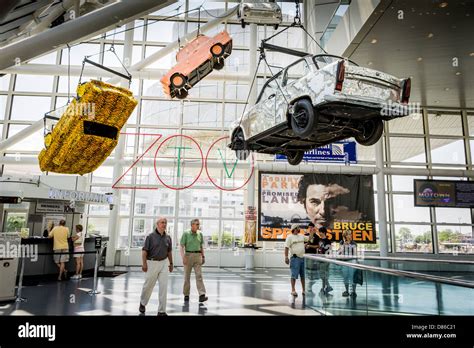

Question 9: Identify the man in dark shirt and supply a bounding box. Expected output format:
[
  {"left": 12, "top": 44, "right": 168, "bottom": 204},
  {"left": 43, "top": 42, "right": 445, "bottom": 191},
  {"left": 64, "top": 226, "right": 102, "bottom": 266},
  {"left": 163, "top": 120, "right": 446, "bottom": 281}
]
[
  {"left": 317, "top": 226, "right": 333, "bottom": 295},
  {"left": 305, "top": 222, "right": 320, "bottom": 293},
  {"left": 139, "top": 217, "right": 173, "bottom": 316}
]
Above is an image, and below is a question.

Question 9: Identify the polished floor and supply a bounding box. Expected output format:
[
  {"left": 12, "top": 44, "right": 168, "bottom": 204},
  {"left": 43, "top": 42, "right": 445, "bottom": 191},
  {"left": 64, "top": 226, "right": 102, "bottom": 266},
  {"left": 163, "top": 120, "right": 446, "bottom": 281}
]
[{"left": 0, "top": 267, "right": 319, "bottom": 316}]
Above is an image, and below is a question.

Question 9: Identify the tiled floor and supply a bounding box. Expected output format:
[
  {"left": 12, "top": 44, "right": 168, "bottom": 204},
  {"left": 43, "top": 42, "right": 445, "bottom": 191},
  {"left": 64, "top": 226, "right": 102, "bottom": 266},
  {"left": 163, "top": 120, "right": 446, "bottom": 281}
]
[{"left": 0, "top": 267, "right": 319, "bottom": 316}]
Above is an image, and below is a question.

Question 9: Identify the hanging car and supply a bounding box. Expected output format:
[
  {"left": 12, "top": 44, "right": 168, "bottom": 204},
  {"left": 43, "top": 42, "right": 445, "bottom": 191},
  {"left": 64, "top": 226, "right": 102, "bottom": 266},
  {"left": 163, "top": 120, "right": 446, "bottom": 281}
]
[
  {"left": 229, "top": 54, "right": 412, "bottom": 165},
  {"left": 161, "top": 30, "right": 233, "bottom": 99},
  {"left": 238, "top": 0, "right": 282, "bottom": 29},
  {"left": 38, "top": 80, "right": 138, "bottom": 175}
]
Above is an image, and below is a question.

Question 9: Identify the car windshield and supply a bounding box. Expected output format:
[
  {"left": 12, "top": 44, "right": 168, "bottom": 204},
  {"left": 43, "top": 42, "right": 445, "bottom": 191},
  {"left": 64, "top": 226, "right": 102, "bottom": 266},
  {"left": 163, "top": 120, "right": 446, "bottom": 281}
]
[
  {"left": 312, "top": 55, "right": 358, "bottom": 69},
  {"left": 257, "top": 72, "right": 282, "bottom": 103}
]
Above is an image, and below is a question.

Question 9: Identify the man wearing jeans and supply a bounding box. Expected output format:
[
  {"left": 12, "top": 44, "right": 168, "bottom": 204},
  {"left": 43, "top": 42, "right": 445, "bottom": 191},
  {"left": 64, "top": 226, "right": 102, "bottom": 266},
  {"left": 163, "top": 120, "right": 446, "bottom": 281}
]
[
  {"left": 180, "top": 219, "right": 208, "bottom": 303},
  {"left": 285, "top": 224, "right": 309, "bottom": 297},
  {"left": 139, "top": 217, "right": 173, "bottom": 316}
]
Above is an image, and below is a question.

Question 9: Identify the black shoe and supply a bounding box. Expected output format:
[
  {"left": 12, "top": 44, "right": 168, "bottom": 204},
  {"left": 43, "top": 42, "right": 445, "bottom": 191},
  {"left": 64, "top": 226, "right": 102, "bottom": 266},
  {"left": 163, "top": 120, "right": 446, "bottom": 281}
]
[
  {"left": 157, "top": 312, "right": 168, "bottom": 316},
  {"left": 184, "top": 296, "right": 190, "bottom": 302},
  {"left": 139, "top": 303, "right": 146, "bottom": 313},
  {"left": 199, "top": 294, "right": 208, "bottom": 302}
]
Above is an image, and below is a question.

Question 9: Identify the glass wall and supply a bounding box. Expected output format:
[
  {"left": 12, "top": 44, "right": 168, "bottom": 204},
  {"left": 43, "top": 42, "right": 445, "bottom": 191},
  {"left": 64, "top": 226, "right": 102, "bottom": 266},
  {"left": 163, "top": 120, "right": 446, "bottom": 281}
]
[{"left": 0, "top": 1, "right": 473, "bottom": 259}]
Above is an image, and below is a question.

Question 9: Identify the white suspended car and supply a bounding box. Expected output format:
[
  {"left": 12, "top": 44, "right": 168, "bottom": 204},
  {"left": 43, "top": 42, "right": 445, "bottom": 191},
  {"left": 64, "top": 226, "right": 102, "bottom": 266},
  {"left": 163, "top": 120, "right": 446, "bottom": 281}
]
[
  {"left": 238, "top": 0, "right": 282, "bottom": 29},
  {"left": 228, "top": 54, "right": 412, "bottom": 165}
]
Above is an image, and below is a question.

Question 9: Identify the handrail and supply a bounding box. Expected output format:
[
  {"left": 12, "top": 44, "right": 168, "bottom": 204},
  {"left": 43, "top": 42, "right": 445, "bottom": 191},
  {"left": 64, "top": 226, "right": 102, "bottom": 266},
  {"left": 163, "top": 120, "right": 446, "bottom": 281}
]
[
  {"left": 304, "top": 254, "right": 474, "bottom": 289},
  {"left": 351, "top": 255, "right": 474, "bottom": 265}
]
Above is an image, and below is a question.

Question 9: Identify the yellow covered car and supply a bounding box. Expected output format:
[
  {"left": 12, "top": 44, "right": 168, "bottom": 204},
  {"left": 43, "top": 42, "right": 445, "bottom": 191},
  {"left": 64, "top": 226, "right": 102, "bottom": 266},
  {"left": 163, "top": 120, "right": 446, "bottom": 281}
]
[{"left": 38, "top": 80, "right": 137, "bottom": 175}]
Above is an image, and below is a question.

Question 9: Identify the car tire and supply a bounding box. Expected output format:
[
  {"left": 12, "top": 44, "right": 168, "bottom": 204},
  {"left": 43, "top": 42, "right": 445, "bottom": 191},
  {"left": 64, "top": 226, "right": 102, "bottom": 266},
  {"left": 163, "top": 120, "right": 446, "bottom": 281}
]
[
  {"left": 290, "top": 99, "right": 316, "bottom": 138},
  {"left": 175, "top": 89, "right": 188, "bottom": 100},
  {"left": 213, "top": 58, "right": 225, "bottom": 70},
  {"left": 170, "top": 72, "right": 186, "bottom": 89},
  {"left": 287, "top": 151, "right": 304, "bottom": 166},
  {"left": 232, "top": 128, "right": 249, "bottom": 160},
  {"left": 241, "top": 20, "right": 246, "bottom": 29},
  {"left": 210, "top": 43, "right": 225, "bottom": 58},
  {"left": 355, "top": 119, "right": 383, "bottom": 146},
  {"left": 274, "top": 24, "right": 279, "bottom": 30}
]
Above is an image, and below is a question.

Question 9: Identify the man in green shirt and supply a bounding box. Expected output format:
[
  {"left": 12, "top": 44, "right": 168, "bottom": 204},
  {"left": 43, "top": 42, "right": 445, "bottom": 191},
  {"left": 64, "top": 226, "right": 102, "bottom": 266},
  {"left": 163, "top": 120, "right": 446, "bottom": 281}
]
[{"left": 180, "top": 218, "right": 208, "bottom": 303}]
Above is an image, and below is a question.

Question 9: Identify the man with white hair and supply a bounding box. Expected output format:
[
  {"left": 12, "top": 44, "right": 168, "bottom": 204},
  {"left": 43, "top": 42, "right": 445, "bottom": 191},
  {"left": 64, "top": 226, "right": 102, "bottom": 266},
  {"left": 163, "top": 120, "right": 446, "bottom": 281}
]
[
  {"left": 139, "top": 217, "right": 173, "bottom": 316},
  {"left": 284, "top": 224, "right": 309, "bottom": 297}
]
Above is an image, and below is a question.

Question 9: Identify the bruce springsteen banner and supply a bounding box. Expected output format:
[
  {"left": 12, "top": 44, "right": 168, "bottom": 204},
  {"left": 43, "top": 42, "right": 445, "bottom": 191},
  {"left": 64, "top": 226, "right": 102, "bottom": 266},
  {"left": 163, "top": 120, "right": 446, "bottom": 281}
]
[{"left": 258, "top": 172, "right": 376, "bottom": 243}]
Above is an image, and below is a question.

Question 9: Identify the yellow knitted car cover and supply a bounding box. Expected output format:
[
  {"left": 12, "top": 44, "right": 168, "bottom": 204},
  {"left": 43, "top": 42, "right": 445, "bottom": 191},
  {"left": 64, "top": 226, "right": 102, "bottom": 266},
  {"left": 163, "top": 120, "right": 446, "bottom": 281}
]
[{"left": 38, "top": 80, "right": 137, "bottom": 175}]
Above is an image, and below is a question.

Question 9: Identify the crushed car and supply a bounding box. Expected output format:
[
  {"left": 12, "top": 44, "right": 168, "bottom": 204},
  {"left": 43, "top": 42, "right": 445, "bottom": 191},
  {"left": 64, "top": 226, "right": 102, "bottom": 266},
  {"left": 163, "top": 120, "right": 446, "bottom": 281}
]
[
  {"left": 161, "top": 30, "right": 233, "bottom": 99},
  {"left": 229, "top": 54, "right": 411, "bottom": 165},
  {"left": 38, "top": 80, "right": 137, "bottom": 175}
]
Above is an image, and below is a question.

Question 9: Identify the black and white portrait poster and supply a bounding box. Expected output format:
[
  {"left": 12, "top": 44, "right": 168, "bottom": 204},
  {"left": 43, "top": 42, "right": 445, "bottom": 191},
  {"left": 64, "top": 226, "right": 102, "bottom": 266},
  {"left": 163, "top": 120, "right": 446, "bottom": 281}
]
[{"left": 259, "top": 172, "right": 376, "bottom": 243}]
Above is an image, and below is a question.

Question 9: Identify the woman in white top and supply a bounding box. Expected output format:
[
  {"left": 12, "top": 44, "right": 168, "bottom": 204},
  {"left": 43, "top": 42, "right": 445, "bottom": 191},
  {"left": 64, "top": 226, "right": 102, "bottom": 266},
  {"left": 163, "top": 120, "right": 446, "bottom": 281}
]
[{"left": 71, "top": 224, "right": 85, "bottom": 279}]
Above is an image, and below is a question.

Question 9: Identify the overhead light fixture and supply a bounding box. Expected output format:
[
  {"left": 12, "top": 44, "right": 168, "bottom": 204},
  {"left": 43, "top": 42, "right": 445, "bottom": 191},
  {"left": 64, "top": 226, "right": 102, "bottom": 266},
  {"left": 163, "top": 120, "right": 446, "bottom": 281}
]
[
  {"left": 435, "top": 100, "right": 440, "bottom": 104},
  {"left": 367, "top": 61, "right": 373, "bottom": 66},
  {"left": 371, "top": 39, "right": 377, "bottom": 44},
  {"left": 417, "top": 57, "right": 423, "bottom": 62},
  {"left": 444, "top": 87, "right": 450, "bottom": 91},
  {"left": 427, "top": 33, "right": 434, "bottom": 38},
  {"left": 439, "top": 2, "right": 448, "bottom": 8},
  {"left": 456, "top": 71, "right": 461, "bottom": 75},
  {"left": 469, "top": 52, "right": 474, "bottom": 57}
]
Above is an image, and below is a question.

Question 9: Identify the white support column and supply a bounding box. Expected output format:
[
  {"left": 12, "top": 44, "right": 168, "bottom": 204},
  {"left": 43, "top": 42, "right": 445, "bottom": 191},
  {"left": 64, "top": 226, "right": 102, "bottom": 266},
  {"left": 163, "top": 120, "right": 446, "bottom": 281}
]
[
  {"left": 375, "top": 135, "right": 389, "bottom": 257},
  {"left": 105, "top": 21, "right": 135, "bottom": 267}
]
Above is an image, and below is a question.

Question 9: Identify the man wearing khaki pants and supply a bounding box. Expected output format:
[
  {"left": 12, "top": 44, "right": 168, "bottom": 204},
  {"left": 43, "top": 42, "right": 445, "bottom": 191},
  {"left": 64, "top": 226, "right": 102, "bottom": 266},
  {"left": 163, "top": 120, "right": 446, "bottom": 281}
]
[{"left": 180, "top": 219, "right": 208, "bottom": 303}]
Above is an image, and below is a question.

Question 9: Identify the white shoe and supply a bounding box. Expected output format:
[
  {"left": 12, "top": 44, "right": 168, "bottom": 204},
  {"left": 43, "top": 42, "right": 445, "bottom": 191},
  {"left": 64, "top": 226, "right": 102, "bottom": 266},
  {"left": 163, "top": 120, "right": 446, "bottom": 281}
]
[{"left": 71, "top": 274, "right": 80, "bottom": 280}]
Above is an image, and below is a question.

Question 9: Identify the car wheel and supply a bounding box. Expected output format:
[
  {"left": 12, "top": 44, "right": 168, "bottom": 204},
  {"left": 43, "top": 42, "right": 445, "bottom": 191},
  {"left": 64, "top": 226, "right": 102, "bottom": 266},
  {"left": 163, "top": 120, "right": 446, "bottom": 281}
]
[
  {"left": 213, "top": 58, "right": 225, "bottom": 70},
  {"left": 355, "top": 119, "right": 383, "bottom": 146},
  {"left": 241, "top": 20, "right": 246, "bottom": 29},
  {"left": 210, "top": 43, "right": 225, "bottom": 58},
  {"left": 232, "top": 128, "right": 249, "bottom": 160},
  {"left": 175, "top": 89, "right": 188, "bottom": 100},
  {"left": 290, "top": 99, "right": 316, "bottom": 138},
  {"left": 170, "top": 72, "right": 186, "bottom": 89},
  {"left": 274, "top": 24, "right": 279, "bottom": 30},
  {"left": 286, "top": 151, "right": 304, "bottom": 166}
]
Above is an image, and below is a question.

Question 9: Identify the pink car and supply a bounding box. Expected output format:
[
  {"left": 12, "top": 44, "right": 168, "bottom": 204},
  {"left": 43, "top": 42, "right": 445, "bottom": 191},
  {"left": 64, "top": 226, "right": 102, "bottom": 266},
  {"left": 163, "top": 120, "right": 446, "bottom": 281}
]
[{"left": 161, "top": 31, "right": 233, "bottom": 99}]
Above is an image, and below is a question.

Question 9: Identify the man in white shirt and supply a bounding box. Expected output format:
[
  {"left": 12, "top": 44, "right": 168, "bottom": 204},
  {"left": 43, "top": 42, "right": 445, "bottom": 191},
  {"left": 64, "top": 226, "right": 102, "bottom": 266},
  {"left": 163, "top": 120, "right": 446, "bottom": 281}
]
[{"left": 285, "top": 224, "right": 309, "bottom": 297}]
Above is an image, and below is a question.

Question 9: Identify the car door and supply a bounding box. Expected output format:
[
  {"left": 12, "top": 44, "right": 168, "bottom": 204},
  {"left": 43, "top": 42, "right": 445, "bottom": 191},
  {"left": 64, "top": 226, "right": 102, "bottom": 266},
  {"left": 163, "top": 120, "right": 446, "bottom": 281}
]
[{"left": 276, "top": 58, "right": 312, "bottom": 125}]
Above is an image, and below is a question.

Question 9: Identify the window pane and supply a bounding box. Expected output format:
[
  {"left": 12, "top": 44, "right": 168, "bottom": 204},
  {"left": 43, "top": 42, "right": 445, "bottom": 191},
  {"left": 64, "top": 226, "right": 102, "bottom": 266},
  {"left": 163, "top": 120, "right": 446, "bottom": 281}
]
[
  {"left": 389, "top": 137, "right": 426, "bottom": 163},
  {"left": 222, "top": 191, "right": 244, "bottom": 218},
  {"left": 438, "top": 226, "right": 474, "bottom": 254},
  {"left": 118, "top": 218, "right": 130, "bottom": 249},
  {"left": 0, "top": 75, "right": 10, "bottom": 91},
  {"left": 10, "top": 96, "right": 51, "bottom": 121},
  {"left": 132, "top": 218, "right": 153, "bottom": 248},
  {"left": 178, "top": 189, "right": 220, "bottom": 218},
  {"left": 356, "top": 142, "right": 376, "bottom": 162},
  {"left": 221, "top": 220, "right": 244, "bottom": 249},
  {"left": 141, "top": 99, "right": 180, "bottom": 126},
  {"left": 61, "top": 44, "right": 101, "bottom": 65},
  {"left": 134, "top": 189, "right": 176, "bottom": 217},
  {"left": 391, "top": 175, "right": 426, "bottom": 192},
  {"left": 0, "top": 95, "right": 7, "bottom": 119},
  {"left": 393, "top": 194, "right": 431, "bottom": 222},
  {"left": 187, "top": 81, "right": 223, "bottom": 100},
  {"left": 225, "top": 82, "right": 249, "bottom": 101},
  {"left": 435, "top": 207, "right": 471, "bottom": 224},
  {"left": 224, "top": 103, "right": 245, "bottom": 128},
  {"left": 182, "top": 102, "right": 222, "bottom": 127},
  {"left": 87, "top": 217, "right": 109, "bottom": 237},
  {"left": 427, "top": 112, "right": 462, "bottom": 136},
  {"left": 178, "top": 219, "right": 219, "bottom": 249},
  {"left": 15, "top": 75, "right": 54, "bottom": 93},
  {"left": 7, "top": 124, "right": 43, "bottom": 152},
  {"left": 91, "top": 165, "right": 114, "bottom": 184},
  {"left": 393, "top": 224, "right": 433, "bottom": 253},
  {"left": 388, "top": 114, "right": 424, "bottom": 134},
  {"left": 28, "top": 51, "right": 57, "bottom": 64},
  {"left": 143, "top": 79, "right": 165, "bottom": 98},
  {"left": 430, "top": 139, "right": 465, "bottom": 165}
]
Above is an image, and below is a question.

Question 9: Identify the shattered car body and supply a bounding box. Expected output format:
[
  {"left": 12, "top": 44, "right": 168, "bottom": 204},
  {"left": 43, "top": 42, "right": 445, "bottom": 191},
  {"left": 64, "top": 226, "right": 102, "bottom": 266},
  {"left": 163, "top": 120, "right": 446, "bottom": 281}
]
[
  {"left": 238, "top": 0, "right": 282, "bottom": 29},
  {"left": 161, "top": 31, "right": 233, "bottom": 99},
  {"left": 229, "top": 54, "right": 411, "bottom": 165}
]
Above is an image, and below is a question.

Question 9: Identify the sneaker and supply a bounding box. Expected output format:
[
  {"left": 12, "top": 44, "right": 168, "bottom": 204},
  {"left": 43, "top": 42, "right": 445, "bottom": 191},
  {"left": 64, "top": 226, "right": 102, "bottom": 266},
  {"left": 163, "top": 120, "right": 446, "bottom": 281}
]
[
  {"left": 291, "top": 291, "right": 298, "bottom": 297},
  {"left": 157, "top": 312, "right": 168, "bottom": 316},
  {"left": 350, "top": 292, "right": 357, "bottom": 298},
  {"left": 71, "top": 275, "right": 80, "bottom": 280},
  {"left": 342, "top": 291, "right": 349, "bottom": 297},
  {"left": 139, "top": 303, "right": 146, "bottom": 313},
  {"left": 78, "top": 275, "right": 82, "bottom": 279},
  {"left": 199, "top": 294, "right": 208, "bottom": 302},
  {"left": 184, "top": 296, "right": 190, "bottom": 302},
  {"left": 326, "top": 285, "right": 333, "bottom": 293}
]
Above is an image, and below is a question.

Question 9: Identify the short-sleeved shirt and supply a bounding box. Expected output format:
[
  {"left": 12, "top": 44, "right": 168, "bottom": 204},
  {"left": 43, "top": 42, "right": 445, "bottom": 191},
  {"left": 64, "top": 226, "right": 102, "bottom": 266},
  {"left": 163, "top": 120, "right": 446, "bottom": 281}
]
[
  {"left": 143, "top": 229, "right": 172, "bottom": 260},
  {"left": 180, "top": 230, "right": 203, "bottom": 252},
  {"left": 339, "top": 240, "right": 357, "bottom": 256},
  {"left": 285, "top": 233, "right": 308, "bottom": 258},
  {"left": 318, "top": 238, "right": 332, "bottom": 254},
  {"left": 72, "top": 231, "right": 85, "bottom": 246},
  {"left": 49, "top": 226, "right": 69, "bottom": 250}
]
